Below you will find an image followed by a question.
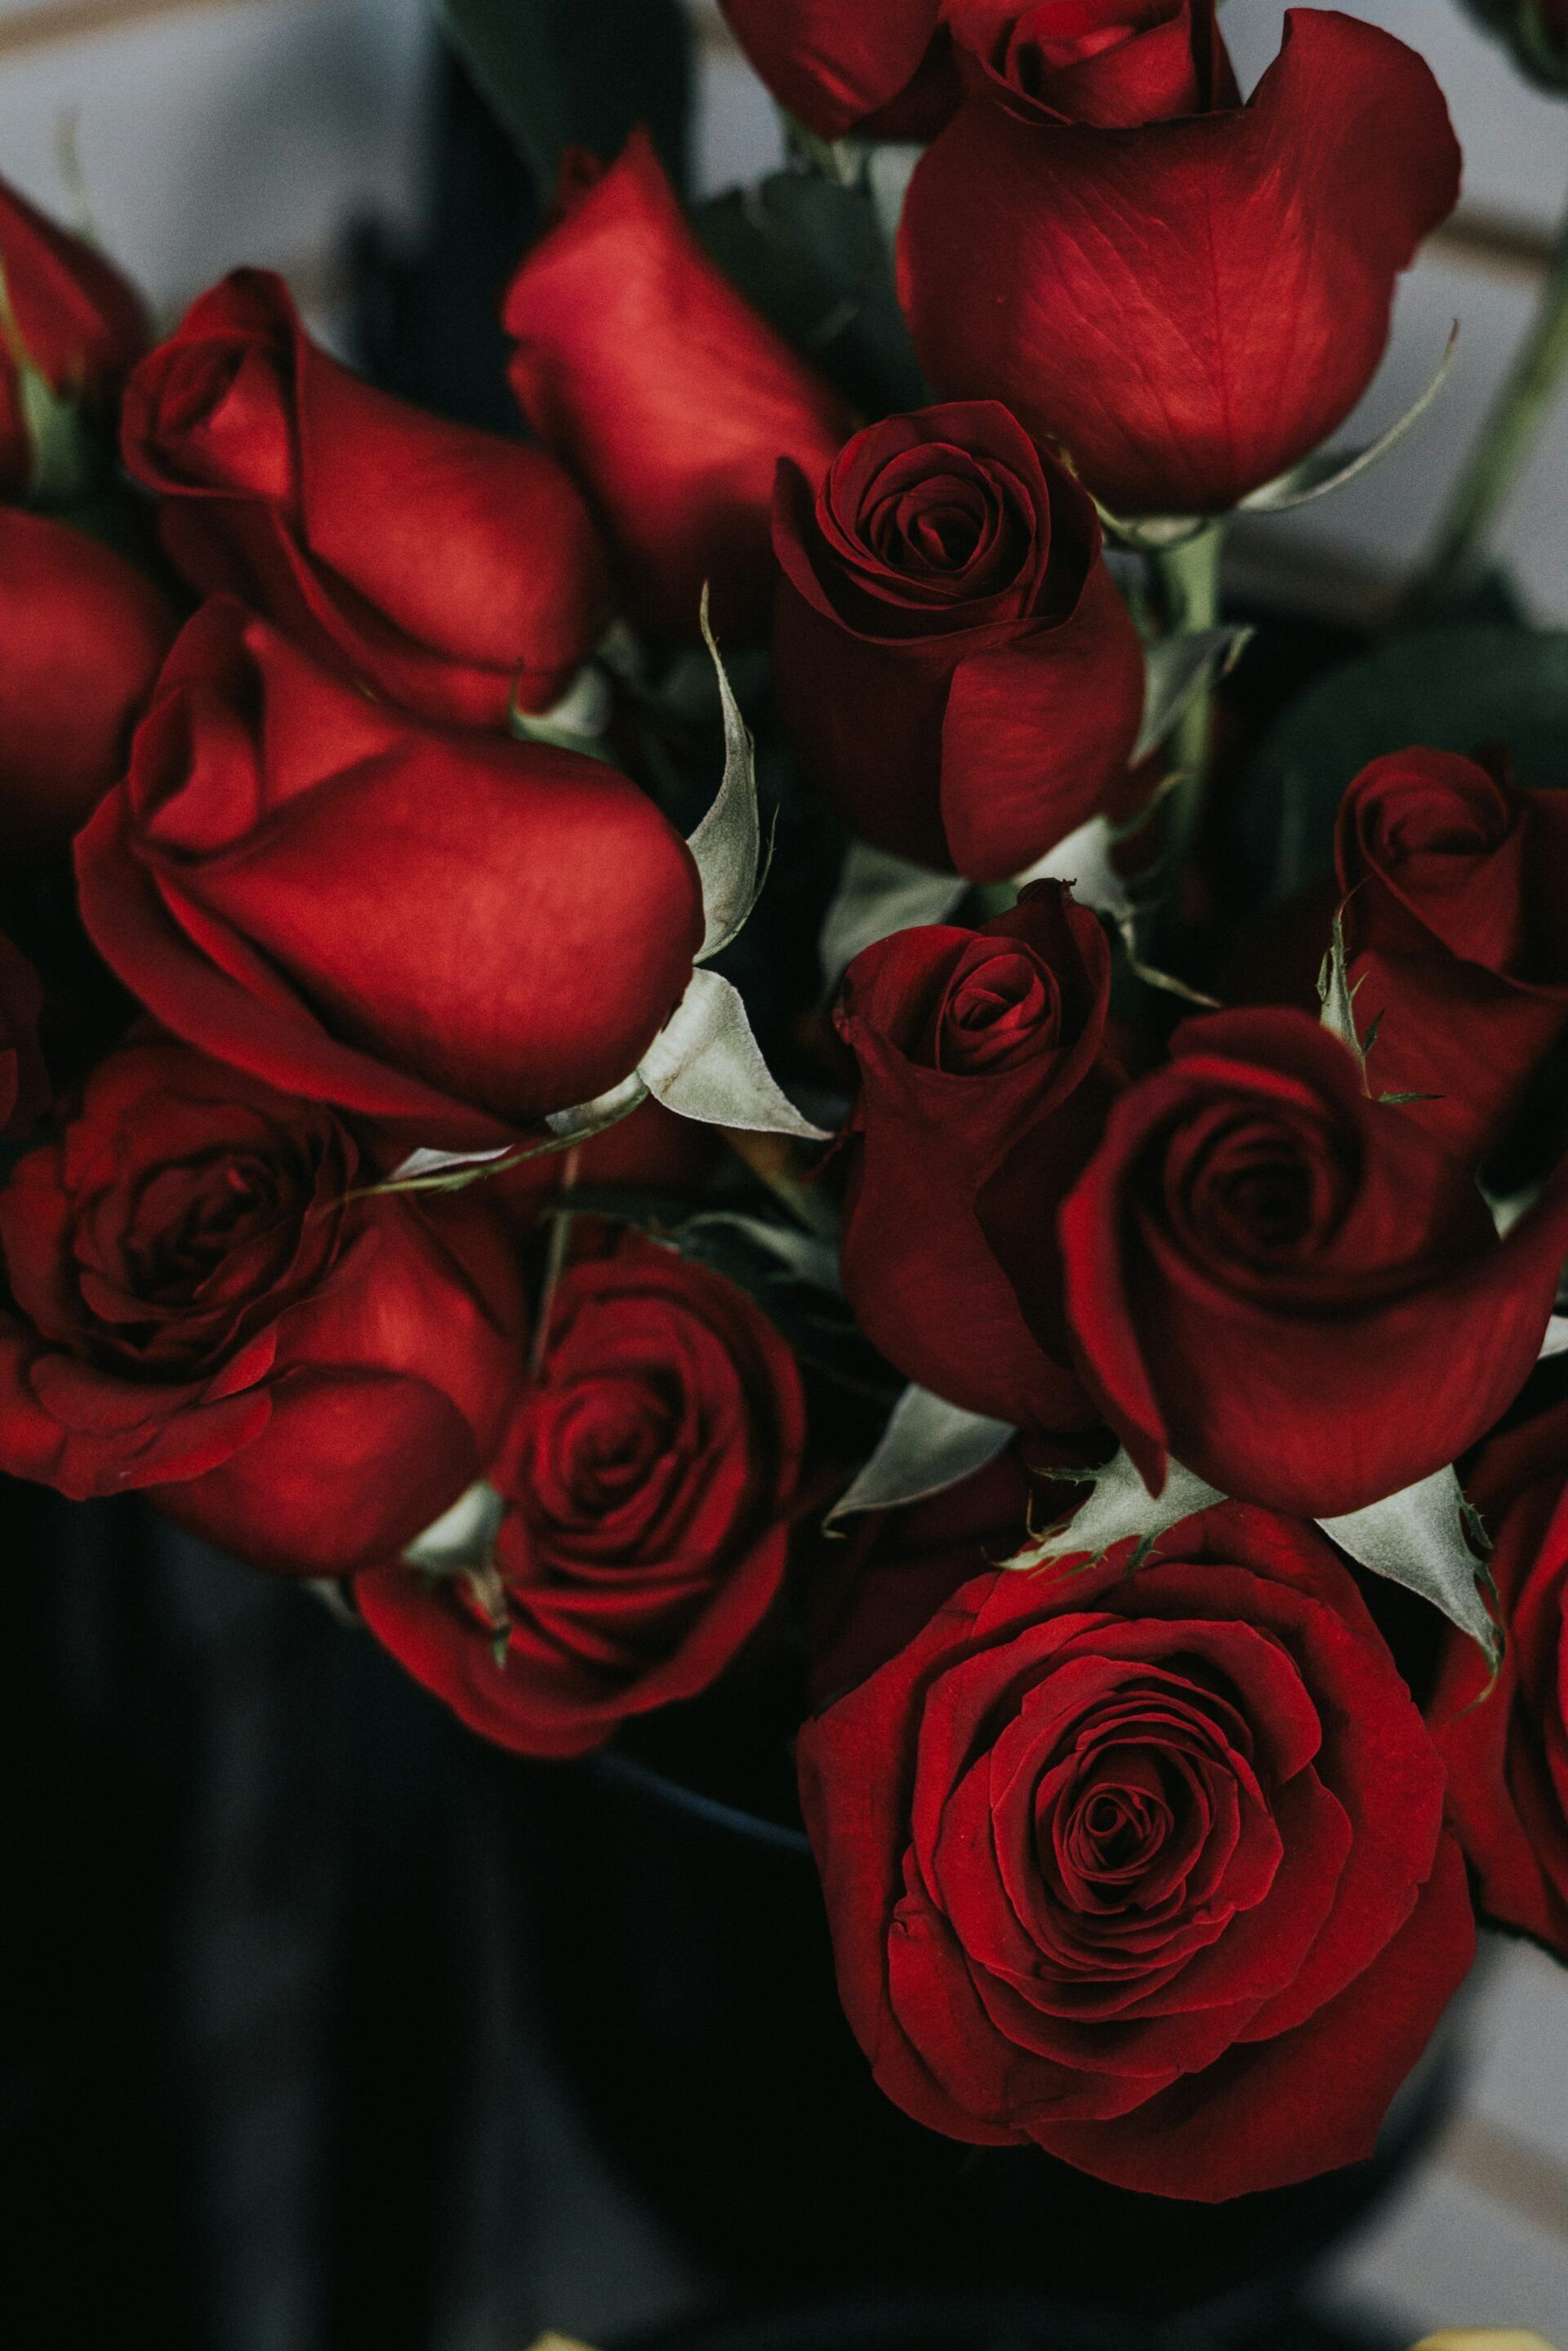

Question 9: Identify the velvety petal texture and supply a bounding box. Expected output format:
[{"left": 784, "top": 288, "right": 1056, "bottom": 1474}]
[
  {"left": 74, "top": 600, "right": 705, "bottom": 1151},
  {"left": 359, "top": 1236, "right": 807, "bottom": 1757},
  {"left": 942, "top": 0, "right": 1237, "bottom": 126},
  {"left": 0, "top": 508, "right": 176, "bottom": 862},
  {"left": 718, "top": 0, "right": 956, "bottom": 139},
  {"left": 0, "top": 176, "right": 147, "bottom": 495},
  {"left": 122, "top": 269, "right": 610, "bottom": 729},
  {"left": 1430, "top": 1403, "right": 1568, "bottom": 1957},
  {"left": 835, "top": 883, "right": 1115, "bottom": 1423},
  {"left": 1334, "top": 749, "right": 1568, "bottom": 1166},
  {"left": 898, "top": 11, "right": 1460, "bottom": 515},
  {"left": 0, "top": 1039, "right": 525, "bottom": 1573},
  {"left": 990, "top": 1008, "right": 1568, "bottom": 1517},
  {"left": 504, "top": 131, "right": 854, "bottom": 641},
  {"left": 773, "top": 402, "right": 1143, "bottom": 878},
  {"left": 799, "top": 1503, "right": 1472, "bottom": 2198}
]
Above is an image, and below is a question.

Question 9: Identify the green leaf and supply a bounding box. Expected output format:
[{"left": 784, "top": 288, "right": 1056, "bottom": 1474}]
[
  {"left": 678, "top": 1212, "right": 842, "bottom": 1296},
  {"left": 693, "top": 171, "right": 928, "bottom": 418},
  {"left": 1134, "top": 626, "right": 1253, "bottom": 766},
  {"left": 1320, "top": 1467, "right": 1501, "bottom": 1664},
  {"left": 1240, "top": 625, "right": 1568, "bottom": 902},
  {"left": 0, "top": 254, "right": 105, "bottom": 508},
  {"left": 818, "top": 840, "right": 967, "bottom": 989},
  {"left": 510, "top": 663, "right": 615, "bottom": 760},
  {"left": 403, "top": 1481, "right": 506, "bottom": 1574},
  {"left": 639, "top": 968, "right": 831, "bottom": 1139},
  {"left": 437, "top": 0, "right": 692, "bottom": 191},
  {"left": 1459, "top": 0, "right": 1568, "bottom": 91},
  {"left": 1003, "top": 1449, "right": 1223, "bottom": 1574},
  {"left": 1316, "top": 902, "right": 1371, "bottom": 1083},
  {"left": 828, "top": 1384, "right": 1015, "bottom": 1527},
  {"left": 688, "top": 593, "right": 764, "bottom": 961}
]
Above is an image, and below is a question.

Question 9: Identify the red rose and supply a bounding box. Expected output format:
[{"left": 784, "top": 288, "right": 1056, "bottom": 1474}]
[
  {"left": 807, "top": 1450, "right": 1033, "bottom": 1708},
  {"left": 504, "top": 131, "right": 853, "bottom": 642},
  {"left": 798, "top": 1502, "right": 1474, "bottom": 2199},
  {"left": 0, "top": 1039, "right": 524, "bottom": 1575},
  {"left": 1332, "top": 748, "right": 1568, "bottom": 1167},
  {"left": 0, "top": 508, "right": 176, "bottom": 862},
  {"left": 121, "top": 269, "right": 609, "bottom": 732},
  {"left": 983, "top": 1008, "right": 1568, "bottom": 1517},
  {"left": 74, "top": 600, "right": 705, "bottom": 1153},
  {"left": 717, "top": 0, "right": 960, "bottom": 140},
  {"left": 835, "top": 884, "right": 1114, "bottom": 1424},
  {"left": 898, "top": 11, "right": 1460, "bottom": 516},
  {"left": 0, "top": 930, "right": 47, "bottom": 1137},
  {"left": 0, "top": 176, "right": 146, "bottom": 494},
  {"left": 942, "top": 0, "right": 1238, "bottom": 126},
  {"left": 358, "top": 1236, "right": 807, "bottom": 1757},
  {"left": 1430, "top": 1401, "right": 1568, "bottom": 1957},
  {"left": 773, "top": 402, "right": 1143, "bottom": 879}
]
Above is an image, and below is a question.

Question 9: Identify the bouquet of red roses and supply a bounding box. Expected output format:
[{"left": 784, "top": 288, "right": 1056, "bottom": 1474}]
[{"left": 4, "top": 0, "right": 1568, "bottom": 2214}]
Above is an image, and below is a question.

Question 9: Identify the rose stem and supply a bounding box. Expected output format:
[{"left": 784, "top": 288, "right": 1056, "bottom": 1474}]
[
  {"left": 1410, "top": 188, "right": 1568, "bottom": 616},
  {"left": 1150, "top": 517, "right": 1227, "bottom": 960},
  {"left": 528, "top": 1144, "right": 581, "bottom": 1378}
]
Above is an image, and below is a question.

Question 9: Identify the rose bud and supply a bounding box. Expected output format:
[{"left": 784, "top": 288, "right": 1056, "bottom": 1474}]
[
  {"left": 835, "top": 884, "right": 1115, "bottom": 1425},
  {"left": 0, "top": 176, "right": 147, "bottom": 495},
  {"left": 799, "top": 1502, "right": 1473, "bottom": 2200},
  {"left": 942, "top": 0, "right": 1239, "bottom": 126},
  {"left": 504, "top": 131, "right": 853, "bottom": 643},
  {"left": 982, "top": 1008, "right": 1568, "bottom": 1519},
  {"left": 717, "top": 0, "right": 960, "bottom": 140},
  {"left": 358, "top": 1236, "right": 807, "bottom": 1757},
  {"left": 0, "top": 1040, "right": 525, "bottom": 1575},
  {"left": 74, "top": 599, "right": 705, "bottom": 1155},
  {"left": 1428, "top": 1399, "right": 1568, "bottom": 1958},
  {"left": 1331, "top": 748, "right": 1568, "bottom": 1169},
  {"left": 120, "top": 269, "right": 610, "bottom": 732},
  {"left": 774, "top": 403, "right": 1143, "bottom": 879},
  {"left": 0, "top": 930, "right": 47, "bottom": 1137},
  {"left": 899, "top": 11, "right": 1460, "bottom": 517},
  {"left": 0, "top": 508, "right": 176, "bottom": 863}
]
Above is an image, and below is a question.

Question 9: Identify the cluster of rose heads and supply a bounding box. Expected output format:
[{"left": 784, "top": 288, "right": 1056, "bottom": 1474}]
[{"left": 3, "top": 0, "right": 1568, "bottom": 2218}]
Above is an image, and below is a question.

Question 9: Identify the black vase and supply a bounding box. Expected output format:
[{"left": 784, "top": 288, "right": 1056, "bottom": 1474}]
[{"left": 501, "top": 1740, "right": 1459, "bottom": 2334}]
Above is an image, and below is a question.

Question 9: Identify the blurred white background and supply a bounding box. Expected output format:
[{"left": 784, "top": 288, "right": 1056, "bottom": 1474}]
[{"left": 0, "top": 0, "right": 1565, "bottom": 2336}]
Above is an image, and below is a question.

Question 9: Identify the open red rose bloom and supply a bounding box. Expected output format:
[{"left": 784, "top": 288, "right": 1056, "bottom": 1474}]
[{"left": 12, "top": 0, "right": 1568, "bottom": 2250}]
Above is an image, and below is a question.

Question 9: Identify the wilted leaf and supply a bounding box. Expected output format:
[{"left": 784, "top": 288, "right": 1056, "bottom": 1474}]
[
  {"left": 1320, "top": 1465, "right": 1500, "bottom": 1663},
  {"left": 827, "top": 1383, "right": 1015, "bottom": 1527}
]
